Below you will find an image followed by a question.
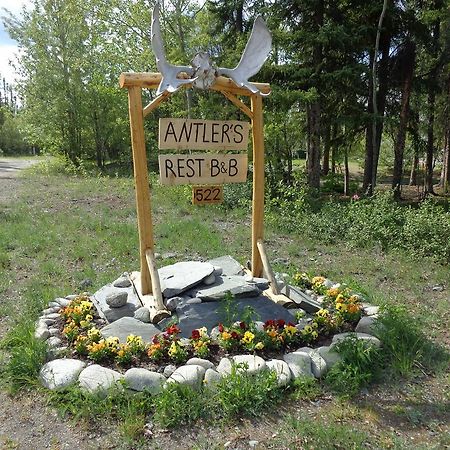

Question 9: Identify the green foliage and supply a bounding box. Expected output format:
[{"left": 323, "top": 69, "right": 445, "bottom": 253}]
[
  {"left": 0, "top": 322, "right": 47, "bottom": 393},
  {"left": 375, "top": 306, "right": 450, "bottom": 377},
  {"left": 290, "top": 376, "right": 322, "bottom": 401},
  {"left": 214, "top": 364, "right": 282, "bottom": 419},
  {"left": 325, "top": 336, "right": 382, "bottom": 397},
  {"left": 153, "top": 382, "right": 208, "bottom": 428}
]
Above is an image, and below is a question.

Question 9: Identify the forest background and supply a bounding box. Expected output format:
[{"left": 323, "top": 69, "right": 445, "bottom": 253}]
[{"left": 0, "top": 0, "right": 449, "bottom": 200}]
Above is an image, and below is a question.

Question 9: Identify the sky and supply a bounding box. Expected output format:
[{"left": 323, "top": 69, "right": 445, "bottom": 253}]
[{"left": 0, "top": 0, "right": 30, "bottom": 85}]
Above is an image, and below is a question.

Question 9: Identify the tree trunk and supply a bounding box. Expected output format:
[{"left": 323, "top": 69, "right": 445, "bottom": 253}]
[
  {"left": 392, "top": 41, "right": 416, "bottom": 200},
  {"left": 409, "top": 153, "right": 419, "bottom": 186},
  {"left": 425, "top": 89, "right": 436, "bottom": 194},
  {"left": 307, "top": 103, "right": 321, "bottom": 189},
  {"left": 363, "top": 52, "right": 375, "bottom": 194},
  {"left": 331, "top": 123, "right": 338, "bottom": 174},
  {"left": 322, "top": 123, "right": 330, "bottom": 176},
  {"left": 441, "top": 73, "right": 450, "bottom": 192},
  {"left": 343, "top": 147, "right": 350, "bottom": 196}
]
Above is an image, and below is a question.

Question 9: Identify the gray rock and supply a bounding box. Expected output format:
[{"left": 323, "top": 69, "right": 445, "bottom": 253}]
[
  {"left": 186, "top": 358, "right": 215, "bottom": 370},
  {"left": 212, "top": 266, "right": 223, "bottom": 276},
  {"left": 231, "top": 355, "right": 266, "bottom": 375},
  {"left": 66, "top": 294, "right": 78, "bottom": 301},
  {"left": 363, "top": 304, "right": 380, "bottom": 316},
  {"left": 48, "top": 302, "right": 61, "bottom": 309},
  {"left": 42, "top": 307, "right": 60, "bottom": 315},
  {"left": 113, "top": 275, "right": 132, "bottom": 288},
  {"left": 432, "top": 285, "right": 444, "bottom": 292},
  {"left": 186, "top": 297, "right": 202, "bottom": 304},
  {"left": 78, "top": 365, "right": 124, "bottom": 396},
  {"left": 159, "top": 261, "right": 215, "bottom": 298},
  {"left": 166, "top": 364, "right": 206, "bottom": 390},
  {"left": 47, "top": 346, "right": 69, "bottom": 360},
  {"left": 266, "top": 359, "right": 292, "bottom": 386},
  {"left": 134, "top": 307, "right": 151, "bottom": 323},
  {"left": 331, "top": 332, "right": 381, "bottom": 348},
  {"left": 204, "top": 368, "right": 222, "bottom": 388},
  {"left": 37, "top": 318, "right": 54, "bottom": 328},
  {"left": 203, "top": 273, "right": 216, "bottom": 286},
  {"left": 124, "top": 368, "right": 166, "bottom": 393},
  {"left": 162, "top": 252, "right": 178, "bottom": 259},
  {"left": 189, "top": 275, "right": 261, "bottom": 301},
  {"left": 296, "top": 347, "right": 327, "bottom": 378},
  {"left": 217, "top": 357, "right": 232, "bottom": 375},
  {"left": 35, "top": 325, "right": 50, "bottom": 340},
  {"left": 42, "top": 313, "right": 61, "bottom": 320},
  {"left": 254, "top": 321, "right": 265, "bottom": 332},
  {"left": 281, "top": 285, "right": 322, "bottom": 314},
  {"left": 207, "top": 255, "right": 244, "bottom": 276},
  {"left": 101, "top": 317, "right": 160, "bottom": 344},
  {"left": 92, "top": 284, "right": 141, "bottom": 323},
  {"left": 79, "top": 278, "right": 93, "bottom": 289},
  {"left": 48, "top": 327, "right": 60, "bottom": 336},
  {"left": 283, "top": 351, "right": 314, "bottom": 379},
  {"left": 54, "top": 297, "right": 71, "bottom": 307},
  {"left": 105, "top": 291, "right": 128, "bottom": 308},
  {"left": 323, "top": 279, "right": 334, "bottom": 288},
  {"left": 317, "top": 346, "right": 341, "bottom": 370},
  {"left": 355, "top": 316, "right": 378, "bottom": 335},
  {"left": 163, "top": 364, "right": 176, "bottom": 378},
  {"left": 47, "top": 336, "right": 62, "bottom": 348},
  {"left": 40, "top": 359, "right": 86, "bottom": 390},
  {"left": 164, "top": 296, "right": 183, "bottom": 311},
  {"left": 175, "top": 295, "right": 296, "bottom": 338}
]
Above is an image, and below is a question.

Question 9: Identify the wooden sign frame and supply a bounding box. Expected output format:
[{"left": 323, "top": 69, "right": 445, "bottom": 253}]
[{"left": 119, "top": 72, "right": 270, "bottom": 320}]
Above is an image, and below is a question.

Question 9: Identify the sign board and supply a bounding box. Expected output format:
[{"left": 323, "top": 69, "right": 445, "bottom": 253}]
[
  {"left": 192, "top": 185, "right": 223, "bottom": 205},
  {"left": 159, "top": 118, "right": 250, "bottom": 150},
  {"left": 158, "top": 154, "right": 248, "bottom": 186}
]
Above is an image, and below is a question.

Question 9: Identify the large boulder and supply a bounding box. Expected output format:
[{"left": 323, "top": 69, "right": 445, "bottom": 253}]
[
  {"left": 40, "top": 359, "right": 86, "bottom": 390},
  {"left": 78, "top": 365, "right": 123, "bottom": 396},
  {"left": 124, "top": 368, "right": 166, "bottom": 394}
]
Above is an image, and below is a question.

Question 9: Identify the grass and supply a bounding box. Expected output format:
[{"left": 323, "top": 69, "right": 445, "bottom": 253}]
[{"left": 0, "top": 163, "right": 449, "bottom": 448}]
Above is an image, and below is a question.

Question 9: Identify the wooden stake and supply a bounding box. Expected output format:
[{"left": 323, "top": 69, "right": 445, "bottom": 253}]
[
  {"left": 127, "top": 86, "right": 154, "bottom": 294},
  {"left": 256, "top": 239, "right": 280, "bottom": 295},
  {"left": 145, "top": 248, "right": 165, "bottom": 311},
  {"left": 251, "top": 94, "right": 265, "bottom": 277},
  {"left": 143, "top": 91, "right": 171, "bottom": 117}
]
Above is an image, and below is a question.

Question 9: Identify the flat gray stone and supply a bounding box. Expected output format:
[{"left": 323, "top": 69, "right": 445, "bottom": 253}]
[
  {"left": 113, "top": 275, "right": 131, "bottom": 288},
  {"left": 281, "top": 285, "right": 322, "bottom": 313},
  {"left": 47, "top": 336, "right": 62, "bottom": 348},
  {"left": 124, "top": 368, "right": 165, "bottom": 393},
  {"left": 42, "top": 307, "right": 60, "bottom": 315},
  {"left": 48, "top": 302, "right": 61, "bottom": 309},
  {"left": 166, "top": 364, "right": 206, "bottom": 390},
  {"left": 231, "top": 355, "right": 266, "bottom": 375},
  {"left": 54, "top": 298, "right": 71, "bottom": 307},
  {"left": 78, "top": 365, "right": 123, "bottom": 396},
  {"left": 159, "top": 261, "right": 215, "bottom": 298},
  {"left": 245, "top": 276, "right": 270, "bottom": 291},
  {"left": 207, "top": 255, "right": 244, "bottom": 276},
  {"left": 37, "top": 318, "right": 55, "bottom": 327},
  {"left": 164, "top": 296, "right": 183, "bottom": 312},
  {"left": 134, "top": 307, "right": 151, "bottom": 323},
  {"left": 189, "top": 275, "right": 260, "bottom": 301},
  {"left": 175, "top": 295, "right": 296, "bottom": 338},
  {"left": 100, "top": 317, "right": 160, "bottom": 344},
  {"left": 163, "top": 364, "right": 176, "bottom": 378},
  {"left": 42, "top": 313, "right": 61, "bottom": 320},
  {"left": 331, "top": 332, "right": 381, "bottom": 348},
  {"left": 363, "top": 304, "right": 380, "bottom": 316},
  {"left": 186, "top": 357, "right": 215, "bottom": 370},
  {"left": 48, "top": 327, "right": 60, "bottom": 336},
  {"left": 92, "top": 284, "right": 141, "bottom": 323},
  {"left": 105, "top": 290, "right": 128, "bottom": 308},
  {"left": 266, "top": 359, "right": 292, "bottom": 386},
  {"left": 40, "top": 359, "right": 86, "bottom": 390},
  {"left": 283, "top": 351, "right": 314, "bottom": 379}
]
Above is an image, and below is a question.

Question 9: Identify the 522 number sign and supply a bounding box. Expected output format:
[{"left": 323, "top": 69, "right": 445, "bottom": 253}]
[{"left": 192, "top": 185, "right": 223, "bottom": 205}]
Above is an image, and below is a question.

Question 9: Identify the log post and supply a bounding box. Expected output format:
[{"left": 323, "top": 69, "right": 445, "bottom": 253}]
[
  {"left": 251, "top": 94, "right": 265, "bottom": 277},
  {"left": 127, "top": 86, "right": 154, "bottom": 294}
]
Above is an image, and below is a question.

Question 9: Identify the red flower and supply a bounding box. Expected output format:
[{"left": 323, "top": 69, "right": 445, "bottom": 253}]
[
  {"left": 231, "top": 331, "right": 239, "bottom": 340},
  {"left": 191, "top": 329, "right": 200, "bottom": 340},
  {"left": 152, "top": 335, "right": 160, "bottom": 344},
  {"left": 239, "top": 321, "right": 247, "bottom": 330},
  {"left": 277, "top": 319, "right": 286, "bottom": 329},
  {"left": 166, "top": 324, "right": 180, "bottom": 335},
  {"left": 264, "top": 320, "right": 275, "bottom": 330},
  {"left": 218, "top": 323, "right": 224, "bottom": 333},
  {"left": 288, "top": 322, "right": 296, "bottom": 327}
]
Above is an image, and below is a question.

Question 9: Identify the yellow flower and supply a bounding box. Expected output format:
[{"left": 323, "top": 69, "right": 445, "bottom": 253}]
[
  {"left": 312, "top": 331, "right": 318, "bottom": 339},
  {"left": 255, "top": 342, "right": 264, "bottom": 350},
  {"left": 316, "top": 308, "right": 329, "bottom": 317},
  {"left": 327, "top": 288, "right": 340, "bottom": 298},
  {"left": 348, "top": 303, "right": 361, "bottom": 314},
  {"left": 267, "top": 329, "right": 278, "bottom": 339},
  {"left": 221, "top": 331, "right": 232, "bottom": 341},
  {"left": 284, "top": 325, "right": 297, "bottom": 336},
  {"left": 105, "top": 336, "right": 119, "bottom": 349},
  {"left": 88, "top": 327, "right": 101, "bottom": 341},
  {"left": 311, "top": 321, "right": 318, "bottom": 329},
  {"left": 302, "top": 325, "right": 312, "bottom": 334},
  {"left": 85, "top": 314, "right": 93, "bottom": 322},
  {"left": 349, "top": 295, "right": 360, "bottom": 304},
  {"left": 312, "top": 276, "right": 325, "bottom": 286},
  {"left": 198, "top": 327, "right": 208, "bottom": 337},
  {"left": 168, "top": 341, "right": 180, "bottom": 357},
  {"left": 242, "top": 331, "right": 255, "bottom": 344},
  {"left": 336, "top": 302, "right": 347, "bottom": 312},
  {"left": 336, "top": 294, "right": 345, "bottom": 303}
]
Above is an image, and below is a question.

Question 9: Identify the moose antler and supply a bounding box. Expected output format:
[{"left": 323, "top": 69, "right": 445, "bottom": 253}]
[
  {"left": 151, "top": 3, "right": 271, "bottom": 96},
  {"left": 151, "top": 3, "right": 197, "bottom": 95},
  {"left": 217, "top": 17, "right": 272, "bottom": 96}
]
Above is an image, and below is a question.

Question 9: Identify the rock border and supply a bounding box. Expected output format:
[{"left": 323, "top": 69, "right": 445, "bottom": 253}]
[{"left": 36, "top": 280, "right": 381, "bottom": 394}]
